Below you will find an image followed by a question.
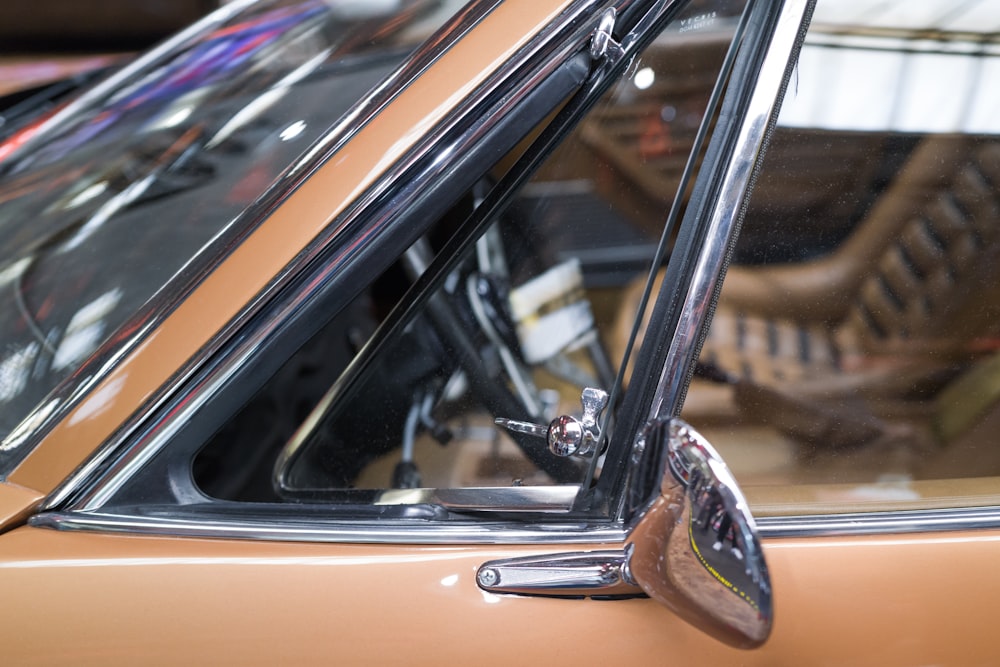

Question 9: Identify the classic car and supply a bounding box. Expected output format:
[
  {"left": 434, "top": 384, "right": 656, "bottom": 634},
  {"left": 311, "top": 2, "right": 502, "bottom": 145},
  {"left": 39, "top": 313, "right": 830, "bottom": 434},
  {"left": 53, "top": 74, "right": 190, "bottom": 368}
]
[{"left": 1, "top": 0, "right": 997, "bottom": 663}]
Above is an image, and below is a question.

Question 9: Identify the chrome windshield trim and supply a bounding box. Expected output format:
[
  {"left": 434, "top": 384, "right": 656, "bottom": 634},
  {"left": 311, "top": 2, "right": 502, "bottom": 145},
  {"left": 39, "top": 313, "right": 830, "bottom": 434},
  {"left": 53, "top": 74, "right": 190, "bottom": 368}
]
[
  {"left": 646, "top": 0, "right": 813, "bottom": 422},
  {"left": 757, "top": 506, "right": 1000, "bottom": 538},
  {"left": 48, "top": 0, "right": 610, "bottom": 511},
  {"left": 30, "top": 511, "right": 627, "bottom": 545}
]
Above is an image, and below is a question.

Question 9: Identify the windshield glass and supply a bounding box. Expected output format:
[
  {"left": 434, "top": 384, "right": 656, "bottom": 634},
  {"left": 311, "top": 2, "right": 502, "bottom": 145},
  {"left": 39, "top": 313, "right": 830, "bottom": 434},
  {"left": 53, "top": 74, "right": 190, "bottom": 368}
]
[{"left": 0, "top": 0, "right": 466, "bottom": 471}]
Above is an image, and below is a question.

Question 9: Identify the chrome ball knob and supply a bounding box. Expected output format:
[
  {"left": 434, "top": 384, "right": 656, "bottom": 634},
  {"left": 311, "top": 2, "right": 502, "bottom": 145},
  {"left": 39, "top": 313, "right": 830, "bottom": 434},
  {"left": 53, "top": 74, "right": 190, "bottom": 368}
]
[{"left": 548, "top": 415, "right": 584, "bottom": 457}]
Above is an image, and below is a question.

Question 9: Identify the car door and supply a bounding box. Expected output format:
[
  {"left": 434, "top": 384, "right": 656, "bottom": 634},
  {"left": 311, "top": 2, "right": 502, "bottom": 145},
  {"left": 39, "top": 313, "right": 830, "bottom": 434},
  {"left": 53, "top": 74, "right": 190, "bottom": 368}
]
[{"left": 7, "top": 0, "right": 996, "bottom": 665}]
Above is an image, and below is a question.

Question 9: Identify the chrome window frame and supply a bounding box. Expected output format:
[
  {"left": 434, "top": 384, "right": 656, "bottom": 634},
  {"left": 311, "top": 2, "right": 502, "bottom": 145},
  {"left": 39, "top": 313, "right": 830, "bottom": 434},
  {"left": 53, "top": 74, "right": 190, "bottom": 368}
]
[
  {"left": 595, "top": 0, "right": 815, "bottom": 514},
  {"left": 645, "top": 0, "right": 814, "bottom": 423},
  {"left": 31, "top": 511, "right": 630, "bottom": 545},
  {"left": 35, "top": 504, "right": 1000, "bottom": 543},
  {"left": 759, "top": 507, "right": 1000, "bottom": 538}
]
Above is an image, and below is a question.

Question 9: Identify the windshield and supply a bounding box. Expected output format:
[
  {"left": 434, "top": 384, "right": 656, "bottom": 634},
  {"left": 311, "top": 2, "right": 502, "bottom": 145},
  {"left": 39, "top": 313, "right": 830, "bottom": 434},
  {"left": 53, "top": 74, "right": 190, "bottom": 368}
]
[{"left": 0, "top": 0, "right": 466, "bottom": 471}]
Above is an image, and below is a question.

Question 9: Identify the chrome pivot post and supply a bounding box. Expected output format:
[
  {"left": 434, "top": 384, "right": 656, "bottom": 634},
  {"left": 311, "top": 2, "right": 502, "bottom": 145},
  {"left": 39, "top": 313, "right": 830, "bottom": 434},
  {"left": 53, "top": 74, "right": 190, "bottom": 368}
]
[{"left": 495, "top": 387, "right": 609, "bottom": 457}]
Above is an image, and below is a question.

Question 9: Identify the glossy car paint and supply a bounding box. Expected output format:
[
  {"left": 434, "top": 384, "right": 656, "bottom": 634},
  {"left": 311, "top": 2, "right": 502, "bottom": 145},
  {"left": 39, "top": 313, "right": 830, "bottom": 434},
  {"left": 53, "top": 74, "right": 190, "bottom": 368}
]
[
  {"left": 0, "top": 482, "right": 42, "bottom": 527},
  {"left": 2, "top": 1, "right": 998, "bottom": 664},
  {"left": 1, "top": 526, "right": 996, "bottom": 665},
  {"left": 4, "top": 0, "right": 577, "bottom": 497}
]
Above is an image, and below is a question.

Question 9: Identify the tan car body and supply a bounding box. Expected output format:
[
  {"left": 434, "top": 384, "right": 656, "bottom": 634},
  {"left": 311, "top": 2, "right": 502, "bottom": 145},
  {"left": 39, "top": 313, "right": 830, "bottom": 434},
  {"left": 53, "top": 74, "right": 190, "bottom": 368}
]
[
  {"left": 0, "top": 0, "right": 995, "bottom": 664},
  {"left": 2, "top": 526, "right": 997, "bottom": 664}
]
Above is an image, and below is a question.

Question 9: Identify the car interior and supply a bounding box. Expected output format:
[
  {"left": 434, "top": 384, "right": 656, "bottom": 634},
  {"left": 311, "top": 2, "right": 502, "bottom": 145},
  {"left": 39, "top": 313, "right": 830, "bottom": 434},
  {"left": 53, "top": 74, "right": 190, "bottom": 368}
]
[
  {"left": 668, "top": 132, "right": 1000, "bottom": 514},
  {"left": 190, "top": 22, "right": 741, "bottom": 508}
]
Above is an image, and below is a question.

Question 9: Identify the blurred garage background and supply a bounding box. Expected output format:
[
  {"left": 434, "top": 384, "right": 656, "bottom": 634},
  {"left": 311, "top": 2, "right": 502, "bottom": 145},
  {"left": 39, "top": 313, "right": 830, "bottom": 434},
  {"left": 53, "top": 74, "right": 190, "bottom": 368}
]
[{"left": 0, "top": 1, "right": 220, "bottom": 102}]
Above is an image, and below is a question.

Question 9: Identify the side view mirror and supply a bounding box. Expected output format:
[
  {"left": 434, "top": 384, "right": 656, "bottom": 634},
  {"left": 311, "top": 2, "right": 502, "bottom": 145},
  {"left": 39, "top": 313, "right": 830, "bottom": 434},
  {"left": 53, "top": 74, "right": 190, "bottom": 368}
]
[
  {"left": 627, "top": 418, "right": 772, "bottom": 648},
  {"left": 475, "top": 416, "right": 772, "bottom": 649}
]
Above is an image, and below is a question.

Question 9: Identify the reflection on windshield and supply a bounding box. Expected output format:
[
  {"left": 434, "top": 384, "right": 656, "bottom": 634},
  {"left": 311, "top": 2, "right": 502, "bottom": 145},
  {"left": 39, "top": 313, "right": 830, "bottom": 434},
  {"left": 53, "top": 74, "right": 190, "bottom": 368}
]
[{"left": 0, "top": 0, "right": 463, "bottom": 469}]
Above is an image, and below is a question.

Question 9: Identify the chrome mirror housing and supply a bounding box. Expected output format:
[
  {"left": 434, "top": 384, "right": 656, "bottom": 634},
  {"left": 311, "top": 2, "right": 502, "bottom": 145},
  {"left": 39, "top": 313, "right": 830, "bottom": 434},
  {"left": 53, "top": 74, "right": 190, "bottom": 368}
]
[
  {"left": 626, "top": 418, "right": 772, "bottom": 648},
  {"left": 473, "top": 418, "right": 772, "bottom": 648}
]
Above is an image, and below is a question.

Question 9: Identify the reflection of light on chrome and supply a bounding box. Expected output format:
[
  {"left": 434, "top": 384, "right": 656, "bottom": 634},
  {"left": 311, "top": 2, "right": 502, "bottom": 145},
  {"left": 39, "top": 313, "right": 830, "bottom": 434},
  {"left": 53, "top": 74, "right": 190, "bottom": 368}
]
[
  {"left": 68, "top": 375, "right": 127, "bottom": 426},
  {"left": 65, "top": 181, "right": 108, "bottom": 210},
  {"left": 0, "top": 343, "right": 39, "bottom": 402},
  {"left": 280, "top": 120, "right": 307, "bottom": 141},
  {"left": 0, "top": 397, "right": 59, "bottom": 451},
  {"left": 375, "top": 488, "right": 428, "bottom": 505},
  {"left": 52, "top": 288, "right": 123, "bottom": 371},
  {"left": 480, "top": 590, "right": 502, "bottom": 604},
  {"left": 634, "top": 67, "right": 655, "bottom": 90},
  {"left": 440, "top": 574, "right": 459, "bottom": 587}
]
